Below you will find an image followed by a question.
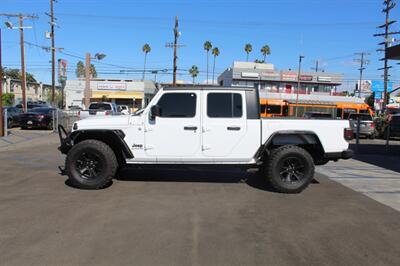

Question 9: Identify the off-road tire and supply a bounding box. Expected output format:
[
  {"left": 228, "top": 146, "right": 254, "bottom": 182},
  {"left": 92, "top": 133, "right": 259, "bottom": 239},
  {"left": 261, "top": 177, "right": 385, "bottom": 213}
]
[
  {"left": 65, "top": 139, "right": 118, "bottom": 189},
  {"left": 264, "top": 145, "right": 315, "bottom": 194}
]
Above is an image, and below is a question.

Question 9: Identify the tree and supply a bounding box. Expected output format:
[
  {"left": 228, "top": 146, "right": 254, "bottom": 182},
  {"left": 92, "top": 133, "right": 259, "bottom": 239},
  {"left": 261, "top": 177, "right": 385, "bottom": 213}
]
[
  {"left": 142, "top": 43, "right": 151, "bottom": 81},
  {"left": 2, "top": 93, "right": 15, "bottom": 106},
  {"left": 90, "top": 64, "right": 97, "bottom": 78},
  {"left": 76, "top": 61, "right": 97, "bottom": 78},
  {"left": 76, "top": 61, "right": 85, "bottom": 78},
  {"left": 365, "top": 92, "right": 375, "bottom": 110},
  {"left": 101, "top": 95, "right": 109, "bottom": 102},
  {"left": 260, "top": 45, "right": 271, "bottom": 62},
  {"left": 203, "top": 41, "right": 212, "bottom": 84},
  {"left": 211, "top": 47, "right": 220, "bottom": 85},
  {"left": 244, "top": 43, "right": 253, "bottom": 62},
  {"left": 189, "top": 65, "right": 199, "bottom": 85},
  {"left": 2, "top": 67, "right": 37, "bottom": 83}
]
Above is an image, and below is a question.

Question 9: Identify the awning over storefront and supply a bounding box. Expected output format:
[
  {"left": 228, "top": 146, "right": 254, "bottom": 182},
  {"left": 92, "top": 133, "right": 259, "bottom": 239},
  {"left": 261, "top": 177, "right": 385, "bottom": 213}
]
[{"left": 91, "top": 91, "right": 144, "bottom": 99}]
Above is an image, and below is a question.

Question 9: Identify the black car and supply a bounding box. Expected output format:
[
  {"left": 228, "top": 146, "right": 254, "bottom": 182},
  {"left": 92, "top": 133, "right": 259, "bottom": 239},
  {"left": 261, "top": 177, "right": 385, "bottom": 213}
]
[
  {"left": 19, "top": 107, "right": 55, "bottom": 130},
  {"left": 3, "top": 107, "right": 23, "bottom": 128},
  {"left": 385, "top": 114, "right": 400, "bottom": 138}
]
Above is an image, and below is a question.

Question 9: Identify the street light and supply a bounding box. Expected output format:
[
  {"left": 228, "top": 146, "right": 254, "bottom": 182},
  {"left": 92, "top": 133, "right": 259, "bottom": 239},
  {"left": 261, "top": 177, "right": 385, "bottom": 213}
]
[
  {"left": 295, "top": 55, "right": 304, "bottom": 117},
  {"left": 151, "top": 69, "right": 168, "bottom": 83}
]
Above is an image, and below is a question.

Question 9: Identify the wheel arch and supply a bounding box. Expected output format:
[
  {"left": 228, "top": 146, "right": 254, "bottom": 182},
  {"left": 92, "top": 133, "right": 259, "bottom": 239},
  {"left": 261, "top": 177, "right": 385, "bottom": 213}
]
[
  {"left": 256, "top": 130, "right": 325, "bottom": 163},
  {"left": 70, "top": 129, "right": 133, "bottom": 165}
]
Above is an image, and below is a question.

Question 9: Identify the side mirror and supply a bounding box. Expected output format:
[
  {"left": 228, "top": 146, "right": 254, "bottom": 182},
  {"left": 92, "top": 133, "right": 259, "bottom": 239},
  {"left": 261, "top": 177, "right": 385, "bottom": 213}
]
[{"left": 150, "top": 105, "right": 161, "bottom": 120}]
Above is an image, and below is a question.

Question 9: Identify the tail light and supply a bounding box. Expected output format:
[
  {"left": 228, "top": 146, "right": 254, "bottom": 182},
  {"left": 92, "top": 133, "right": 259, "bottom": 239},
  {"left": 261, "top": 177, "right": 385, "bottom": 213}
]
[
  {"left": 370, "top": 122, "right": 375, "bottom": 128},
  {"left": 77, "top": 111, "right": 80, "bottom": 119},
  {"left": 38, "top": 115, "right": 45, "bottom": 119},
  {"left": 105, "top": 111, "right": 111, "bottom": 116},
  {"left": 344, "top": 128, "right": 353, "bottom": 141}
]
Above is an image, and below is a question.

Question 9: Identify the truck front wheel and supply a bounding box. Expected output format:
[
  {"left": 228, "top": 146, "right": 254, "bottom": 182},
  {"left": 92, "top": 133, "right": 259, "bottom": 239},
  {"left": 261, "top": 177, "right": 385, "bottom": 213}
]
[
  {"left": 264, "top": 145, "right": 315, "bottom": 194},
  {"left": 65, "top": 139, "right": 118, "bottom": 189}
]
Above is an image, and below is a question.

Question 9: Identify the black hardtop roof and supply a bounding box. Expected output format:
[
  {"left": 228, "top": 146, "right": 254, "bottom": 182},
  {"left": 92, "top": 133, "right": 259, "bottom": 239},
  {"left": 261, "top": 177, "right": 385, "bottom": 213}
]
[{"left": 162, "top": 86, "right": 255, "bottom": 91}]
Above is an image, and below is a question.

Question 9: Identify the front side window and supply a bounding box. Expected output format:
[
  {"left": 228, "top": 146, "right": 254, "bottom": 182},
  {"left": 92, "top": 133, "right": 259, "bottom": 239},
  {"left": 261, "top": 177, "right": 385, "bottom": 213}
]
[
  {"left": 207, "top": 93, "right": 242, "bottom": 118},
  {"left": 157, "top": 93, "right": 196, "bottom": 118}
]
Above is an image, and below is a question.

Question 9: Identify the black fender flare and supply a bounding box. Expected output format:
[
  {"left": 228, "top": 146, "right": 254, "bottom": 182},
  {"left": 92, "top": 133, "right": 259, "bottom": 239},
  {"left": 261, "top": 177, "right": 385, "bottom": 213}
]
[
  {"left": 60, "top": 128, "right": 134, "bottom": 159},
  {"left": 254, "top": 130, "right": 325, "bottom": 160}
]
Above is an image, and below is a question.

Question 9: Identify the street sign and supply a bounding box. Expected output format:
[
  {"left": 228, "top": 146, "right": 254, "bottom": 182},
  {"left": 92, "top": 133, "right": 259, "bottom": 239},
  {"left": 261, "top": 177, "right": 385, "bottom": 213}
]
[{"left": 371, "top": 80, "right": 393, "bottom": 99}]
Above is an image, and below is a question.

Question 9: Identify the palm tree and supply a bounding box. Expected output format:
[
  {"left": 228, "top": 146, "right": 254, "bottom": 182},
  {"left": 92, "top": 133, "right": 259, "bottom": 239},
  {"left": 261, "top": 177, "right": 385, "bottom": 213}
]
[
  {"left": 189, "top": 65, "right": 199, "bottom": 85},
  {"left": 142, "top": 43, "right": 151, "bottom": 81},
  {"left": 203, "top": 41, "right": 212, "bottom": 84},
  {"left": 211, "top": 47, "right": 220, "bottom": 85},
  {"left": 244, "top": 43, "right": 253, "bottom": 62},
  {"left": 261, "top": 45, "right": 271, "bottom": 63}
]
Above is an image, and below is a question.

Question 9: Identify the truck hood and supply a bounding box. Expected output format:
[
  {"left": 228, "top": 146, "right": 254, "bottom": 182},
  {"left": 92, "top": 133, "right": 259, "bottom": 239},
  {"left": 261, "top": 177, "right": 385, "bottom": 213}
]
[{"left": 74, "top": 115, "right": 131, "bottom": 131}]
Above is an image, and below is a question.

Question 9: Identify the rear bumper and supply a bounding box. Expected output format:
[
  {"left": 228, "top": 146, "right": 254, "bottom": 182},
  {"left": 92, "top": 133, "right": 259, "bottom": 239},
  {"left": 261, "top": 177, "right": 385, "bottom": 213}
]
[{"left": 324, "top": 149, "right": 353, "bottom": 161}]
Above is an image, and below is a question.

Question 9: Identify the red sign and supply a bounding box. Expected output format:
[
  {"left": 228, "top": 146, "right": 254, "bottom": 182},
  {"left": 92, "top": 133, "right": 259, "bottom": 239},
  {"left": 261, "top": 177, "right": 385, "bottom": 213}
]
[
  {"left": 281, "top": 72, "right": 297, "bottom": 81},
  {"left": 300, "top": 75, "right": 313, "bottom": 81}
]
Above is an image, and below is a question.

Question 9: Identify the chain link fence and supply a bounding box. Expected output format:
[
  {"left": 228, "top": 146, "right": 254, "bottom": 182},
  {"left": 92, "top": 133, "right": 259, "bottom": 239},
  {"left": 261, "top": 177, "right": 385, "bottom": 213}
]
[{"left": 52, "top": 109, "right": 80, "bottom": 133}]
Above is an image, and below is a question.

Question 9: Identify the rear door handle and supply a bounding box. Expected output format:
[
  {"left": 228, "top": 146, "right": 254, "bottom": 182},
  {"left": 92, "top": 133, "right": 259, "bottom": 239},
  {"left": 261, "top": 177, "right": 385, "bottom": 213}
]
[
  {"left": 184, "top": 126, "right": 198, "bottom": 131},
  {"left": 227, "top": 126, "right": 241, "bottom": 131}
]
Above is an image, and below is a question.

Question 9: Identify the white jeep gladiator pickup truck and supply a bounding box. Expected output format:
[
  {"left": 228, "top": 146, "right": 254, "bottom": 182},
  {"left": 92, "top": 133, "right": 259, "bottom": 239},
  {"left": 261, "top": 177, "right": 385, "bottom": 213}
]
[{"left": 58, "top": 87, "right": 353, "bottom": 193}]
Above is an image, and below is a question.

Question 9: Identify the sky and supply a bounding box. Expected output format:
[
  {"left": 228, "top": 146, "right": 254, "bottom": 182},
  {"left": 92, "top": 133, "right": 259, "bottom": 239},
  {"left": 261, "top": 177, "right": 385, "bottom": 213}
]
[{"left": 1, "top": 0, "right": 399, "bottom": 90}]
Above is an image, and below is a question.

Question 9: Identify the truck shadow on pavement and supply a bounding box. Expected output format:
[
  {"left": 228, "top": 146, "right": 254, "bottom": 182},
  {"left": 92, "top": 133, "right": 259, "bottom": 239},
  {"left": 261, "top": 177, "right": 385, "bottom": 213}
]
[
  {"left": 114, "top": 166, "right": 319, "bottom": 193},
  {"left": 62, "top": 165, "right": 320, "bottom": 192}
]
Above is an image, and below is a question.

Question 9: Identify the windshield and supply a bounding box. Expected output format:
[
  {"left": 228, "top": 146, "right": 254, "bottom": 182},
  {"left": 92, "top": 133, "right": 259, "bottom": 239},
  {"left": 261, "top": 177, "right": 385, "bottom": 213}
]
[{"left": 349, "top": 114, "right": 372, "bottom": 121}]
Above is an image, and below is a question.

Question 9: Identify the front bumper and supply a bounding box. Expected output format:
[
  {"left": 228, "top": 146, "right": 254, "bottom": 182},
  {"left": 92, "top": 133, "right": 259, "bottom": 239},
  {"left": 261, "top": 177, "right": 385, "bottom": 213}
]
[
  {"left": 324, "top": 149, "right": 353, "bottom": 161},
  {"left": 58, "top": 124, "right": 73, "bottom": 154}
]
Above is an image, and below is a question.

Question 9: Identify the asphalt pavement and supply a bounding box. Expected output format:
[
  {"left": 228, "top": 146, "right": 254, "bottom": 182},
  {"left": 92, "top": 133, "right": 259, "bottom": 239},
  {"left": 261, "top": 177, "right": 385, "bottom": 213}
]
[{"left": 0, "top": 136, "right": 399, "bottom": 266}]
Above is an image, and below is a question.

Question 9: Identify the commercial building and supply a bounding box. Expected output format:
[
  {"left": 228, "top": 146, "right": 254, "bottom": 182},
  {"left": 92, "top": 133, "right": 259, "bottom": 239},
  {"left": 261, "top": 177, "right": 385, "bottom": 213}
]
[
  {"left": 65, "top": 79, "right": 157, "bottom": 110},
  {"left": 218, "top": 61, "right": 344, "bottom": 96}
]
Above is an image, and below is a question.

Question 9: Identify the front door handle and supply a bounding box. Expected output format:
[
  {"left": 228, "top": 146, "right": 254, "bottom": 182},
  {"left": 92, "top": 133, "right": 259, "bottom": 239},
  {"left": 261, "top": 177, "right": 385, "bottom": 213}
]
[
  {"left": 227, "top": 126, "right": 241, "bottom": 131},
  {"left": 184, "top": 126, "right": 198, "bottom": 131}
]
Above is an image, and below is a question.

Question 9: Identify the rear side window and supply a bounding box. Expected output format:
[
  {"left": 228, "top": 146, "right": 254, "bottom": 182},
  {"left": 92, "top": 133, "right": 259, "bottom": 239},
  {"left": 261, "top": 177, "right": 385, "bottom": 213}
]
[
  {"left": 89, "top": 103, "right": 112, "bottom": 110},
  {"left": 266, "top": 105, "right": 281, "bottom": 114},
  {"left": 207, "top": 93, "right": 242, "bottom": 118},
  {"left": 157, "top": 93, "right": 196, "bottom": 118}
]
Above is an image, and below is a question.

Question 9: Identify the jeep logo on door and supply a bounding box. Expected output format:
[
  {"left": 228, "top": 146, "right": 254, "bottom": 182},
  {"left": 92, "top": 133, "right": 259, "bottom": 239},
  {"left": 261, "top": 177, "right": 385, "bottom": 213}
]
[{"left": 132, "top": 144, "right": 143, "bottom": 149}]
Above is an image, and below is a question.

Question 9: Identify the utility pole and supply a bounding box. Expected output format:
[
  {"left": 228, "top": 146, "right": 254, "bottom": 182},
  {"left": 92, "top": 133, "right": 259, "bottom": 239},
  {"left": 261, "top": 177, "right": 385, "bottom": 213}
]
[
  {"left": 0, "top": 28, "right": 3, "bottom": 137},
  {"left": 48, "top": 0, "right": 56, "bottom": 107},
  {"left": 354, "top": 52, "right": 370, "bottom": 151},
  {"left": 165, "top": 16, "right": 184, "bottom": 86},
  {"left": 84, "top": 53, "right": 91, "bottom": 108},
  {"left": 374, "top": 0, "right": 399, "bottom": 111},
  {"left": 0, "top": 13, "right": 38, "bottom": 112},
  {"left": 311, "top": 60, "right": 323, "bottom": 72},
  {"left": 19, "top": 15, "right": 27, "bottom": 112},
  {"left": 295, "top": 55, "right": 304, "bottom": 117}
]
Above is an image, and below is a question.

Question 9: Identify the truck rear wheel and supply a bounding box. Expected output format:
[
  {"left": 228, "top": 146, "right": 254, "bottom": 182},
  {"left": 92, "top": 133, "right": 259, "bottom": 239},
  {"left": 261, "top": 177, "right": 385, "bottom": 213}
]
[
  {"left": 264, "top": 145, "right": 315, "bottom": 194},
  {"left": 65, "top": 139, "right": 118, "bottom": 189}
]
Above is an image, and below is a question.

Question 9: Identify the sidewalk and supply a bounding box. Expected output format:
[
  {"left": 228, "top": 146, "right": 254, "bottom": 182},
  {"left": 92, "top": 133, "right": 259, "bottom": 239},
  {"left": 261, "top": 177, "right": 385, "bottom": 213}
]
[
  {"left": 0, "top": 128, "right": 59, "bottom": 152},
  {"left": 318, "top": 159, "right": 400, "bottom": 212}
]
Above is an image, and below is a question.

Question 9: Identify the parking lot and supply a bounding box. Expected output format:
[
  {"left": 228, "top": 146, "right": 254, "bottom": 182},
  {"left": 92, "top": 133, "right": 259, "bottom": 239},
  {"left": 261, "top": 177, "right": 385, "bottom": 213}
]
[{"left": 0, "top": 133, "right": 399, "bottom": 265}]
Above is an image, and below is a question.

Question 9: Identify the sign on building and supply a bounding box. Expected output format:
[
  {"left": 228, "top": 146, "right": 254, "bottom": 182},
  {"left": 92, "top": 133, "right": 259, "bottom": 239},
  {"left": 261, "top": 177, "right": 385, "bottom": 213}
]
[
  {"left": 58, "top": 59, "right": 68, "bottom": 83},
  {"left": 97, "top": 82, "right": 127, "bottom": 91},
  {"left": 281, "top": 72, "right": 297, "bottom": 81},
  {"left": 371, "top": 80, "right": 393, "bottom": 99}
]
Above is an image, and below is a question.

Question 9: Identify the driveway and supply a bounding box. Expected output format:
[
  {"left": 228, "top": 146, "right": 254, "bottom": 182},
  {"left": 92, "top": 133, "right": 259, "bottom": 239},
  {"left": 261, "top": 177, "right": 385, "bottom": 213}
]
[{"left": 0, "top": 140, "right": 399, "bottom": 265}]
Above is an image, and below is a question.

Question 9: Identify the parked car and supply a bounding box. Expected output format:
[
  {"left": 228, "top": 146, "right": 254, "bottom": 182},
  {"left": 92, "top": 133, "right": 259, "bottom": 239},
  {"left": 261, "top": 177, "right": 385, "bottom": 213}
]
[
  {"left": 19, "top": 107, "right": 55, "bottom": 130},
  {"left": 58, "top": 86, "right": 353, "bottom": 193},
  {"left": 118, "top": 105, "right": 130, "bottom": 115},
  {"left": 384, "top": 114, "right": 400, "bottom": 139},
  {"left": 303, "top": 112, "right": 333, "bottom": 119},
  {"left": 78, "top": 102, "right": 120, "bottom": 119},
  {"left": 3, "top": 107, "right": 23, "bottom": 128},
  {"left": 348, "top": 113, "right": 375, "bottom": 139}
]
